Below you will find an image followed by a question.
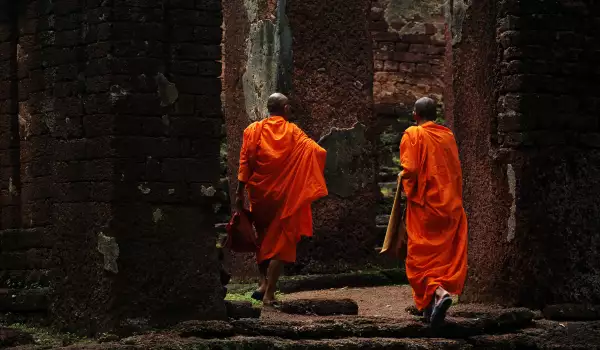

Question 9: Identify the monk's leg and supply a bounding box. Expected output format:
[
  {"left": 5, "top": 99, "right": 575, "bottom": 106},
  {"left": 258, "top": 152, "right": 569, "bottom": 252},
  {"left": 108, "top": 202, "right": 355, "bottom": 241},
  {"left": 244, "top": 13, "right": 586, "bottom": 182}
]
[
  {"left": 263, "top": 259, "right": 284, "bottom": 303},
  {"left": 257, "top": 259, "right": 270, "bottom": 293}
]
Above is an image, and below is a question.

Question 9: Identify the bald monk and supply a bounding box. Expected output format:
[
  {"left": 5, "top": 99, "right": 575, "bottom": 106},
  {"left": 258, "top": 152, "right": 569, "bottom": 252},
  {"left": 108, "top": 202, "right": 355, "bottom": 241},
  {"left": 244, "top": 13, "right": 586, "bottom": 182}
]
[
  {"left": 399, "top": 97, "right": 468, "bottom": 325},
  {"left": 236, "top": 93, "right": 328, "bottom": 305}
]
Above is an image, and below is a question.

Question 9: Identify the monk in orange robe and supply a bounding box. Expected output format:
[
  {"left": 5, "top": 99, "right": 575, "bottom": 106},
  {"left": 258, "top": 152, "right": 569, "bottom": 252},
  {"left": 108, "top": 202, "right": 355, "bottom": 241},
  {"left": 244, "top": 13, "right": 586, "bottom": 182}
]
[
  {"left": 399, "top": 97, "right": 468, "bottom": 325},
  {"left": 236, "top": 93, "right": 328, "bottom": 304}
]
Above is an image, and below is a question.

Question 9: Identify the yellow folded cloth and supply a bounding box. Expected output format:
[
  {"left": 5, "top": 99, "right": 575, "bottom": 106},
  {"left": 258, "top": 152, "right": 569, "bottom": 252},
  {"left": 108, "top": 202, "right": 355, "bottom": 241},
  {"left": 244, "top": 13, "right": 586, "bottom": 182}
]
[{"left": 380, "top": 180, "right": 407, "bottom": 260}]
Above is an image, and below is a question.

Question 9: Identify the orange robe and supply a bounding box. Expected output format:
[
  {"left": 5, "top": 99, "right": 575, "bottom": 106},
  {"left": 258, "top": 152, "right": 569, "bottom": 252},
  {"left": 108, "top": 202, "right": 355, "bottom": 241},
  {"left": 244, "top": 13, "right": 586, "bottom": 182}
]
[
  {"left": 400, "top": 121, "right": 468, "bottom": 311},
  {"left": 238, "top": 116, "right": 328, "bottom": 264}
]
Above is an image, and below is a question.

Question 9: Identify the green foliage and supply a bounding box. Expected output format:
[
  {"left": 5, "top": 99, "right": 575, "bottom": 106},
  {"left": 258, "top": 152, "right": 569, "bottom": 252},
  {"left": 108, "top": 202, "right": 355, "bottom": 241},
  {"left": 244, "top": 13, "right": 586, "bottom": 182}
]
[{"left": 225, "top": 291, "right": 284, "bottom": 307}]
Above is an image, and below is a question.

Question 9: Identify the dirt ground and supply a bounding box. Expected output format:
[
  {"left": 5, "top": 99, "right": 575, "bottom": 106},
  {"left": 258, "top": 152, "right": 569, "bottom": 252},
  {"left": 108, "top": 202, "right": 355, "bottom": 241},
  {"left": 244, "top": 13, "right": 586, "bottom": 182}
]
[{"left": 261, "top": 285, "right": 417, "bottom": 321}]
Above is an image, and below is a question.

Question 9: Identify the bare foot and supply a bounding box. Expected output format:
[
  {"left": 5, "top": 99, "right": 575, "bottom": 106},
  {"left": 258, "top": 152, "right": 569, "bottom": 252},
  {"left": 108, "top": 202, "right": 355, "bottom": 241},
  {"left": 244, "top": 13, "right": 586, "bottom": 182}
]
[{"left": 262, "top": 298, "right": 279, "bottom": 308}]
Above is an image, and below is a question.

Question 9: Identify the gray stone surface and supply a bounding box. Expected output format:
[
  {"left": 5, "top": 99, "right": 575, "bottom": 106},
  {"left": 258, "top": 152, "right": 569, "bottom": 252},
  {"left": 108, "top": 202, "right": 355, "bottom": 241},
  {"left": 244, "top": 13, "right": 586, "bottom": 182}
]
[{"left": 318, "top": 123, "right": 373, "bottom": 198}]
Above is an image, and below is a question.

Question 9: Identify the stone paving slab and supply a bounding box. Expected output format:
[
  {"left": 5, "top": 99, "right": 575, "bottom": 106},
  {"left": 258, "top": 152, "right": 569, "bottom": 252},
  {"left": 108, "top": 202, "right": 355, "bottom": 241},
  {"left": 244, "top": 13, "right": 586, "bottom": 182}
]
[{"left": 279, "top": 298, "right": 359, "bottom": 316}]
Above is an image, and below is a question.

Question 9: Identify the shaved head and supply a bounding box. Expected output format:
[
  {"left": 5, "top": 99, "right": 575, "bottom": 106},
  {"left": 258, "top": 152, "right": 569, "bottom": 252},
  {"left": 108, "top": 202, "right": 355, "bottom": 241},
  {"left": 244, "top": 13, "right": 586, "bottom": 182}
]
[
  {"left": 267, "top": 93, "right": 289, "bottom": 116},
  {"left": 414, "top": 97, "right": 437, "bottom": 121}
]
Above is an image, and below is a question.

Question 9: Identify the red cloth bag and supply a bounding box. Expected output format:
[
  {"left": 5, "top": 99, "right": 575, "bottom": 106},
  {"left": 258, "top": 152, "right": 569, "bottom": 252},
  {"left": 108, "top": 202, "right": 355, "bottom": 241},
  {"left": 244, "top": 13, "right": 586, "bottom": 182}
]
[{"left": 225, "top": 209, "right": 258, "bottom": 253}]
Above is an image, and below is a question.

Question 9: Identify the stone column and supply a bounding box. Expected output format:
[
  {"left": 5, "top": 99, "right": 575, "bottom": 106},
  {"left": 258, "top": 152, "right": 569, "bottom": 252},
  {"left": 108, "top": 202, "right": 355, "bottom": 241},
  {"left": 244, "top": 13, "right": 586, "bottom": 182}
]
[
  {"left": 223, "top": 0, "right": 380, "bottom": 276},
  {"left": 447, "top": 0, "right": 600, "bottom": 307},
  {"left": 0, "top": 0, "right": 226, "bottom": 334}
]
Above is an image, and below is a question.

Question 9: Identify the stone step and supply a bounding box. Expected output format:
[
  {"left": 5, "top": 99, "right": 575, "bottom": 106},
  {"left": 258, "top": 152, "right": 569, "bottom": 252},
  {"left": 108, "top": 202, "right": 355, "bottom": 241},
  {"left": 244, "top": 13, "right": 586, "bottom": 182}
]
[
  {"left": 0, "top": 327, "right": 35, "bottom": 348},
  {"left": 376, "top": 215, "right": 390, "bottom": 226},
  {"left": 215, "top": 223, "right": 228, "bottom": 233},
  {"left": 378, "top": 172, "right": 398, "bottom": 183},
  {"left": 176, "top": 308, "right": 534, "bottom": 340},
  {"left": 376, "top": 224, "right": 387, "bottom": 238},
  {"left": 0, "top": 287, "right": 49, "bottom": 312},
  {"left": 279, "top": 298, "right": 359, "bottom": 316},
  {"left": 224, "top": 269, "right": 408, "bottom": 295}
]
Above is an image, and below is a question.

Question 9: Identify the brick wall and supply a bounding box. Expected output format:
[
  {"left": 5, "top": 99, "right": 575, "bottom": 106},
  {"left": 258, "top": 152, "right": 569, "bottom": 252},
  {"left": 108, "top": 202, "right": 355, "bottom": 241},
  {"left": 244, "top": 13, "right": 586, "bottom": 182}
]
[
  {"left": 370, "top": 0, "right": 445, "bottom": 118},
  {"left": 0, "top": 0, "right": 226, "bottom": 334}
]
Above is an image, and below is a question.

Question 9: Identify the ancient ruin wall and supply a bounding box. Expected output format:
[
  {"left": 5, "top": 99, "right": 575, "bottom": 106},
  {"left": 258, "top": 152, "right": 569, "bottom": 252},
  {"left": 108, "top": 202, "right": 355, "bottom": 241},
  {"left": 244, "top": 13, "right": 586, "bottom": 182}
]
[
  {"left": 1, "top": 0, "right": 226, "bottom": 334},
  {"left": 286, "top": 0, "right": 378, "bottom": 274},
  {"left": 223, "top": 0, "right": 380, "bottom": 276},
  {"left": 449, "top": 0, "right": 600, "bottom": 307},
  {"left": 221, "top": 0, "right": 282, "bottom": 281},
  {"left": 371, "top": 0, "right": 446, "bottom": 117}
]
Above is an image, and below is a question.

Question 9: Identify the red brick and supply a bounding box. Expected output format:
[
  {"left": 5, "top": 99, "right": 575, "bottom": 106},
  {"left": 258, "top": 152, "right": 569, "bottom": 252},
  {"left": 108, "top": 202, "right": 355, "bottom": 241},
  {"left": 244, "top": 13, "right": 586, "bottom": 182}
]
[
  {"left": 394, "top": 52, "right": 427, "bottom": 63},
  {"left": 395, "top": 43, "right": 409, "bottom": 52},
  {"left": 399, "top": 63, "right": 415, "bottom": 73},
  {"left": 374, "top": 60, "right": 384, "bottom": 71},
  {"left": 383, "top": 61, "right": 399, "bottom": 72},
  {"left": 416, "top": 63, "right": 432, "bottom": 74},
  {"left": 372, "top": 32, "right": 399, "bottom": 42},
  {"left": 374, "top": 51, "right": 393, "bottom": 60}
]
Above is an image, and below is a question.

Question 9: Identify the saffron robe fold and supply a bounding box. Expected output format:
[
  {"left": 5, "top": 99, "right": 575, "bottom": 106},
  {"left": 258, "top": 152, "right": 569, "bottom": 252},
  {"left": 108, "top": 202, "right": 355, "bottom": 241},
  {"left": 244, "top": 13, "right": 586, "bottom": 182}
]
[
  {"left": 238, "top": 116, "right": 328, "bottom": 264},
  {"left": 400, "top": 121, "right": 468, "bottom": 311}
]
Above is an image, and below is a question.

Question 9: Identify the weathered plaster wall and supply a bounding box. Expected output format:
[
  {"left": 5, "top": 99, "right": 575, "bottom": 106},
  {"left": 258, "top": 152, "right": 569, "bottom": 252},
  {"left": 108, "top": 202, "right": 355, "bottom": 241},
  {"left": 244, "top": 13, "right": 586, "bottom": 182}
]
[
  {"left": 449, "top": 0, "right": 600, "bottom": 307},
  {"left": 222, "top": 0, "right": 291, "bottom": 281},
  {"left": 444, "top": 0, "right": 510, "bottom": 305},
  {"left": 286, "top": 0, "right": 378, "bottom": 274},
  {"left": 0, "top": 0, "right": 226, "bottom": 334},
  {"left": 223, "top": 0, "right": 380, "bottom": 276}
]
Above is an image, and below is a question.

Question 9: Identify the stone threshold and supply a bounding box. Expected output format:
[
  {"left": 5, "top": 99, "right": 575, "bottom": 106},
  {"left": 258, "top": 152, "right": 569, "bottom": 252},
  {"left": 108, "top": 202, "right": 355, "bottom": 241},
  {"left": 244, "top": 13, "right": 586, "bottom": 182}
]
[{"left": 229, "top": 268, "right": 408, "bottom": 295}]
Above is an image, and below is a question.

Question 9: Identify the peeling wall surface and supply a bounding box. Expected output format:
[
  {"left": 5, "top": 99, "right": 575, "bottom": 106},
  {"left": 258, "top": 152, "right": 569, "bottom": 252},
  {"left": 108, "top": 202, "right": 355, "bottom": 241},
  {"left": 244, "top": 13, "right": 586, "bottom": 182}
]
[
  {"left": 287, "top": 0, "right": 380, "bottom": 274},
  {"left": 224, "top": 0, "right": 381, "bottom": 276},
  {"left": 449, "top": 0, "right": 600, "bottom": 307},
  {"left": 0, "top": 0, "right": 226, "bottom": 334}
]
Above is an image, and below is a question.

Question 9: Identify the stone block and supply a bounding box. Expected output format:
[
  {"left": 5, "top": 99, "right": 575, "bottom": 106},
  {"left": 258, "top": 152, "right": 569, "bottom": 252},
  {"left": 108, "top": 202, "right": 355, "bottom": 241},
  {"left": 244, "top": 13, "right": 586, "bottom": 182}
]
[
  {"left": 0, "top": 327, "right": 34, "bottom": 348},
  {"left": 394, "top": 52, "right": 428, "bottom": 63},
  {"left": 224, "top": 301, "right": 261, "bottom": 319},
  {"left": 383, "top": 61, "right": 398, "bottom": 72},
  {"left": 279, "top": 299, "right": 359, "bottom": 316}
]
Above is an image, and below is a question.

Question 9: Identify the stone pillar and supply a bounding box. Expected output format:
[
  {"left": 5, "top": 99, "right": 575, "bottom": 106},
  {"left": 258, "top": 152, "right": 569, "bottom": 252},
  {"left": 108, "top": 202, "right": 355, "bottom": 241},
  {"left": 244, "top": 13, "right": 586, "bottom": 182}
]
[
  {"left": 0, "top": 0, "right": 226, "bottom": 334},
  {"left": 447, "top": 0, "right": 600, "bottom": 307},
  {"left": 223, "top": 0, "right": 379, "bottom": 276}
]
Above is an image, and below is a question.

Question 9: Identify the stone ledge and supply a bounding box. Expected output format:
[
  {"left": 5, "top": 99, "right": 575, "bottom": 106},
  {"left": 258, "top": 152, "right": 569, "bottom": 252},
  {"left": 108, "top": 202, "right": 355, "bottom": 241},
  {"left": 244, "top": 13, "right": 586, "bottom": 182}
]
[
  {"left": 278, "top": 268, "right": 408, "bottom": 293},
  {"left": 227, "top": 309, "right": 534, "bottom": 340},
  {"left": 65, "top": 336, "right": 471, "bottom": 349},
  {"left": 543, "top": 304, "right": 600, "bottom": 321},
  {"left": 0, "top": 327, "right": 34, "bottom": 348},
  {"left": 225, "top": 301, "right": 261, "bottom": 320},
  {"left": 278, "top": 299, "right": 358, "bottom": 316}
]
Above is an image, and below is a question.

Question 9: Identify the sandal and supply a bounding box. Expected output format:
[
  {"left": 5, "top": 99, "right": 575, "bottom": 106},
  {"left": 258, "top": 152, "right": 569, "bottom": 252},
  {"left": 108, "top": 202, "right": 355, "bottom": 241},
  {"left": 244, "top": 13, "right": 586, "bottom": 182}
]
[
  {"left": 430, "top": 295, "right": 452, "bottom": 327},
  {"left": 251, "top": 290, "right": 265, "bottom": 301}
]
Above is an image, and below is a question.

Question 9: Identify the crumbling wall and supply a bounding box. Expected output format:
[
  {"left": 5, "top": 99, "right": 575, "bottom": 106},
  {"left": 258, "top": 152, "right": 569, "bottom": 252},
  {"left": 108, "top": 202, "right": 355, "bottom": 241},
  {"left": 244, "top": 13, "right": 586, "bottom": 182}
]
[
  {"left": 371, "top": 0, "right": 445, "bottom": 114},
  {"left": 0, "top": 0, "right": 226, "bottom": 334},
  {"left": 448, "top": 0, "right": 600, "bottom": 307},
  {"left": 223, "top": 0, "right": 381, "bottom": 276},
  {"left": 286, "top": 0, "right": 378, "bottom": 274}
]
